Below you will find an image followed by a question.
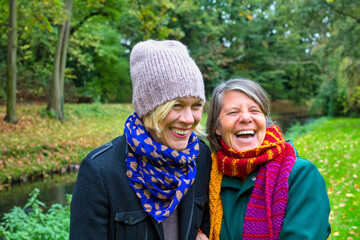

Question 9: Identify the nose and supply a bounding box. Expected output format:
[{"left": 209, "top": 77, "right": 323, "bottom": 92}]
[
  {"left": 238, "top": 111, "right": 252, "bottom": 123},
  {"left": 179, "top": 107, "right": 195, "bottom": 125}
]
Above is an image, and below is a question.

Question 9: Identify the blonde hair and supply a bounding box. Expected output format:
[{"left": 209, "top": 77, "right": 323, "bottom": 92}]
[{"left": 142, "top": 99, "right": 207, "bottom": 139}]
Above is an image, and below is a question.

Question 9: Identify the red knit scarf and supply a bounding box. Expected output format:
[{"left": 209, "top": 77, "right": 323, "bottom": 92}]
[{"left": 209, "top": 125, "right": 296, "bottom": 240}]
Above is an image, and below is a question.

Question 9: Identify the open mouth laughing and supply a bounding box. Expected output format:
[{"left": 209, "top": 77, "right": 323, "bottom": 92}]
[
  {"left": 170, "top": 127, "right": 190, "bottom": 137},
  {"left": 235, "top": 130, "right": 255, "bottom": 140}
]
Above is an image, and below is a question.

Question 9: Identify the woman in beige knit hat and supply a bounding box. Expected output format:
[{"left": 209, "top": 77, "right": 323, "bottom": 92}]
[{"left": 70, "top": 39, "right": 211, "bottom": 240}]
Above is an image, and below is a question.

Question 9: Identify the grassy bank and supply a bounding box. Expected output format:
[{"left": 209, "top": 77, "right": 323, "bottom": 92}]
[
  {"left": 1, "top": 104, "right": 359, "bottom": 239},
  {"left": 0, "top": 104, "right": 134, "bottom": 185},
  {"left": 285, "top": 117, "right": 360, "bottom": 240}
]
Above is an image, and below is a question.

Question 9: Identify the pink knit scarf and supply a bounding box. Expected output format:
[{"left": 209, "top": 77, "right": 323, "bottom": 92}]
[{"left": 242, "top": 132, "right": 296, "bottom": 239}]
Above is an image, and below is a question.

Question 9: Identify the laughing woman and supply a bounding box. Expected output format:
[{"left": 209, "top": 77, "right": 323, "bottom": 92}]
[
  {"left": 70, "top": 40, "right": 211, "bottom": 240},
  {"left": 206, "top": 78, "right": 331, "bottom": 240}
]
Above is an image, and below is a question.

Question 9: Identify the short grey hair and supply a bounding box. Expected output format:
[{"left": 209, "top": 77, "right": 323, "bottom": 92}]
[{"left": 206, "top": 78, "right": 275, "bottom": 152}]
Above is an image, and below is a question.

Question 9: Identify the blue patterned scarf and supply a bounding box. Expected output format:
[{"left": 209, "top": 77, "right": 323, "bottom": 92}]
[{"left": 124, "top": 113, "right": 199, "bottom": 222}]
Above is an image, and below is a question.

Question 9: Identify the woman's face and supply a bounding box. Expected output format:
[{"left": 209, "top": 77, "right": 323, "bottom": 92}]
[
  {"left": 151, "top": 97, "right": 203, "bottom": 151},
  {"left": 216, "top": 90, "right": 267, "bottom": 152}
]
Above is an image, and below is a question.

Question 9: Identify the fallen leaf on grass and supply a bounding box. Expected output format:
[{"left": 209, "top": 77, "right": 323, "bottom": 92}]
[{"left": 346, "top": 193, "right": 355, "bottom": 198}]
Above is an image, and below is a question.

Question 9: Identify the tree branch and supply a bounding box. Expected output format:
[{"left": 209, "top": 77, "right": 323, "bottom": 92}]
[{"left": 70, "top": 9, "right": 109, "bottom": 36}]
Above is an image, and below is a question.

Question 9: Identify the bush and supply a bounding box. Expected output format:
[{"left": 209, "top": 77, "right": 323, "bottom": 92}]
[{"left": 0, "top": 188, "right": 71, "bottom": 240}]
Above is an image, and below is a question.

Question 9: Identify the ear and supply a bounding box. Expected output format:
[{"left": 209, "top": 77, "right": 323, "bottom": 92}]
[{"left": 215, "top": 127, "right": 221, "bottom": 136}]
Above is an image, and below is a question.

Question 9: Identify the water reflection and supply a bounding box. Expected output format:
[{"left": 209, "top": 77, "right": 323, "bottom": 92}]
[
  {"left": 274, "top": 115, "right": 314, "bottom": 134},
  {"left": 0, "top": 171, "right": 78, "bottom": 217}
]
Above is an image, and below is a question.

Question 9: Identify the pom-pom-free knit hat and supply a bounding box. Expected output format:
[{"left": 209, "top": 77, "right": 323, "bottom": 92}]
[{"left": 130, "top": 39, "right": 205, "bottom": 118}]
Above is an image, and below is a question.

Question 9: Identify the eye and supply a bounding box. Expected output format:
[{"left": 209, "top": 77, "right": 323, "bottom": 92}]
[
  {"left": 250, "top": 108, "right": 262, "bottom": 113},
  {"left": 192, "top": 103, "right": 203, "bottom": 110},
  {"left": 173, "top": 103, "right": 182, "bottom": 109},
  {"left": 228, "top": 111, "right": 239, "bottom": 116}
]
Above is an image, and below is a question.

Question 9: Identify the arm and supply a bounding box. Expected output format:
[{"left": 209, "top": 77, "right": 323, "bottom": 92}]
[
  {"left": 199, "top": 201, "right": 210, "bottom": 236},
  {"left": 279, "top": 158, "right": 331, "bottom": 239},
  {"left": 199, "top": 141, "right": 212, "bottom": 236},
  {"left": 70, "top": 157, "right": 109, "bottom": 239}
]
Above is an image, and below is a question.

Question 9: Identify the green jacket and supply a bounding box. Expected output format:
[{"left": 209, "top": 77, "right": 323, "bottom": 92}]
[{"left": 219, "top": 141, "right": 331, "bottom": 240}]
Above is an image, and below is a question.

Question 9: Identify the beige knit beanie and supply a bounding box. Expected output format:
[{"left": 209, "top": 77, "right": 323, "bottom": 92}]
[{"left": 130, "top": 39, "right": 205, "bottom": 118}]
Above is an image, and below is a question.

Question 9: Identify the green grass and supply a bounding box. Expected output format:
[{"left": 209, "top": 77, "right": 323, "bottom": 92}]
[{"left": 286, "top": 117, "right": 360, "bottom": 240}]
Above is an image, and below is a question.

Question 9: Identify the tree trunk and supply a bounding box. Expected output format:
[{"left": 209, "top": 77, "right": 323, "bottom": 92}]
[
  {"left": 4, "top": 0, "right": 18, "bottom": 123},
  {"left": 47, "top": 0, "right": 73, "bottom": 120}
]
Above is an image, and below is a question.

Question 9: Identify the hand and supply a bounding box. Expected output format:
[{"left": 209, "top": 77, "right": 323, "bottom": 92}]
[{"left": 196, "top": 232, "right": 209, "bottom": 240}]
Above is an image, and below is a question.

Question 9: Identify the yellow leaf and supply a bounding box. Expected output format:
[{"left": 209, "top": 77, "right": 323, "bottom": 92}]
[{"left": 246, "top": 14, "right": 253, "bottom": 20}]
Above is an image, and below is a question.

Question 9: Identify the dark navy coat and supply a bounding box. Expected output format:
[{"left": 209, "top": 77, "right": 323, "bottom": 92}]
[{"left": 70, "top": 135, "right": 211, "bottom": 240}]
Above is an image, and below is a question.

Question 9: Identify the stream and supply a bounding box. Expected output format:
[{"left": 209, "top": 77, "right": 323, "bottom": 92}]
[
  {"left": 0, "top": 171, "right": 77, "bottom": 218},
  {"left": 0, "top": 115, "right": 314, "bottom": 217}
]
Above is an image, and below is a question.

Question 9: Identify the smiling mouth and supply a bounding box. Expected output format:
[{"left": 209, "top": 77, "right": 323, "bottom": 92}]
[
  {"left": 236, "top": 130, "right": 255, "bottom": 139},
  {"left": 170, "top": 127, "right": 190, "bottom": 136}
]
